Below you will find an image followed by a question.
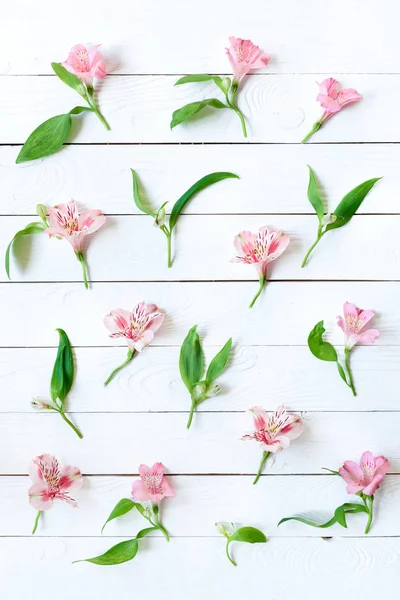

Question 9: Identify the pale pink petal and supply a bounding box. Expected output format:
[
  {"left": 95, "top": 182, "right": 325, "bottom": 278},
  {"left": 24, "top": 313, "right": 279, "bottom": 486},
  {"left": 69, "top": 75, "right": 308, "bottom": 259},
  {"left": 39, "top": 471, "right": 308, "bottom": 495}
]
[
  {"left": 280, "top": 416, "right": 304, "bottom": 440},
  {"left": 233, "top": 231, "right": 256, "bottom": 258},
  {"left": 357, "top": 310, "right": 375, "bottom": 330},
  {"left": 44, "top": 227, "right": 65, "bottom": 240},
  {"left": 318, "top": 78, "right": 339, "bottom": 97},
  {"left": 337, "top": 88, "right": 362, "bottom": 108},
  {"left": 374, "top": 456, "right": 390, "bottom": 477},
  {"left": 363, "top": 474, "right": 384, "bottom": 496},
  {"left": 357, "top": 329, "right": 380, "bottom": 345},
  {"left": 265, "top": 232, "right": 290, "bottom": 262},
  {"left": 132, "top": 328, "right": 154, "bottom": 352},
  {"left": 104, "top": 309, "right": 132, "bottom": 334},
  {"left": 249, "top": 406, "right": 268, "bottom": 431},
  {"left": 28, "top": 482, "right": 54, "bottom": 511},
  {"left": 337, "top": 315, "right": 346, "bottom": 333},
  {"left": 88, "top": 45, "right": 107, "bottom": 79},
  {"left": 339, "top": 460, "right": 364, "bottom": 485},
  {"left": 316, "top": 94, "right": 341, "bottom": 113},
  {"left": 78, "top": 210, "right": 106, "bottom": 234},
  {"left": 343, "top": 302, "right": 358, "bottom": 321},
  {"left": 360, "top": 451, "right": 375, "bottom": 476},
  {"left": 131, "top": 480, "right": 150, "bottom": 501},
  {"left": 264, "top": 435, "right": 290, "bottom": 453},
  {"left": 58, "top": 465, "right": 83, "bottom": 493},
  {"left": 161, "top": 477, "right": 175, "bottom": 498}
]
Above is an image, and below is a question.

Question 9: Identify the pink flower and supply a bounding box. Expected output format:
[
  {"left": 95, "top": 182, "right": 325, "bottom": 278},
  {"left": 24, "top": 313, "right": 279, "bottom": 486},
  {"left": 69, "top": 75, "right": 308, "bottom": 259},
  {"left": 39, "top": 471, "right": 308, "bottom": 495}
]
[
  {"left": 317, "top": 78, "right": 362, "bottom": 123},
  {"left": 232, "top": 227, "right": 290, "bottom": 278},
  {"left": 131, "top": 463, "right": 175, "bottom": 504},
  {"left": 242, "top": 405, "right": 304, "bottom": 453},
  {"left": 337, "top": 302, "right": 380, "bottom": 350},
  {"left": 226, "top": 36, "right": 269, "bottom": 84},
  {"left": 339, "top": 451, "right": 390, "bottom": 496},
  {"left": 104, "top": 302, "right": 165, "bottom": 352},
  {"left": 45, "top": 200, "right": 106, "bottom": 255},
  {"left": 62, "top": 44, "right": 106, "bottom": 85},
  {"left": 28, "top": 454, "right": 83, "bottom": 511}
]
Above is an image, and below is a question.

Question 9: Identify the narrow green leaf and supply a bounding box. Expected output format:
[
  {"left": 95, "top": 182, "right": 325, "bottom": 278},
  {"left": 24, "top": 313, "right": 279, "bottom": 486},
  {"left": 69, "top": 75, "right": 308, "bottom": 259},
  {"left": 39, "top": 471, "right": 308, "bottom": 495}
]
[
  {"left": 170, "top": 99, "right": 228, "bottom": 129},
  {"left": 131, "top": 169, "right": 156, "bottom": 217},
  {"left": 50, "top": 328, "right": 74, "bottom": 404},
  {"left": 278, "top": 515, "right": 337, "bottom": 529},
  {"left": 205, "top": 338, "right": 232, "bottom": 385},
  {"left": 169, "top": 172, "right": 239, "bottom": 231},
  {"left": 336, "top": 361, "right": 348, "bottom": 383},
  {"left": 322, "top": 468, "right": 340, "bottom": 476},
  {"left": 306, "top": 165, "right": 325, "bottom": 221},
  {"left": 229, "top": 526, "right": 267, "bottom": 544},
  {"left": 334, "top": 505, "right": 348, "bottom": 528},
  {"left": 69, "top": 106, "right": 93, "bottom": 115},
  {"left": 5, "top": 223, "right": 44, "bottom": 279},
  {"left": 136, "top": 526, "right": 158, "bottom": 539},
  {"left": 179, "top": 325, "right": 204, "bottom": 392},
  {"left": 75, "top": 539, "right": 139, "bottom": 566},
  {"left": 174, "top": 74, "right": 224, "bottom": 89},
  {"left": 16, "top": 113, "right": 72, "bottom": 163},
  {"left": 101, "top": 498, "right": 136, "bottom": 533},
  {"left": 278, "top": 502, "right": 368, "bottom": 530},
  {"left": 326, "top": 177, "right": 382, "bottom": 231},
  {"left": 51, "top": 62, "right": 86, "bottom": 94},
  {"left": 308, "top": 321, "right": 338, "bottom": 362}
]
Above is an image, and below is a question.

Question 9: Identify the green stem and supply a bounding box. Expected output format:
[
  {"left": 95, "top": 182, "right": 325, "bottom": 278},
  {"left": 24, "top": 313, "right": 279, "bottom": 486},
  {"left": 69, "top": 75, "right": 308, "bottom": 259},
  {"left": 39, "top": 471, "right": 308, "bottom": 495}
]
[
  {"left": 104, "top": 349, "right": 135, "bottom": 386},
  {"left": 344, "top": 348, "right": 357, "bottom": 396},
  {"left": 152, "top": 504, "right": 170, "bottom": 542},
  {"left": 301, "top": 228, "right": 324, "bottom": 268},
  {"left": 76, "top": 252, "right": 89, "bottom": 289},
  {"left": 253, "top": 450, "right": 270, "bottom": 485},
  {"left": 365, "top": 495, "right": 374, "bottom": 534},
  {"left": 249, "top": 276, "right": 265, "bottom": 308},
  {"left": 227, "top": 92, "right": 247, "bottom": 138},
  {"left": 85, "top": 89, "right": 110, "bottom": 131},
  {"left": 225, "top": 539, "right": 237, "bottom": 566},
  {"left": 186, "top": 399, "right": 197, "bottom": 429},
  {"left": 301, "top": 120, "right": 322, "bottom": 144},
  {"left": 32, "top": 510, "right": 42, "bottom": 535},
  {"left": 166, "top": 231, "right": 172, "bottom": 268},
  {"left": 58, "top": 410, "right": 84, "bottom": 439}
]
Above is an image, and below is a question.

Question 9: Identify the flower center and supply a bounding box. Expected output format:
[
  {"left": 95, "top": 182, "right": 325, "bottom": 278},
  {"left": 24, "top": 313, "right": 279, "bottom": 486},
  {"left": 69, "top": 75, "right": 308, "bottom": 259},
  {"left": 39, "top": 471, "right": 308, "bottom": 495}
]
[
  {"left": 362, "top": 464, "right": 374, "bottom": 481},
  {"left": 143, "top": 473, "right": 162, "bottom": 495},
  {"left": 75, "top": 50, "right": 90, "bottom": 72}
]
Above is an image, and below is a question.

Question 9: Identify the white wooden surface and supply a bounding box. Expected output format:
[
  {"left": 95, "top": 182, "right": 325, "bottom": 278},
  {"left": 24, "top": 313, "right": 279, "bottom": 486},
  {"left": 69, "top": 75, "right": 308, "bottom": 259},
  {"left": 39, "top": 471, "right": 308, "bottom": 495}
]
[{"left": 1, "top": 1, "right": 400, "bottom": 598}]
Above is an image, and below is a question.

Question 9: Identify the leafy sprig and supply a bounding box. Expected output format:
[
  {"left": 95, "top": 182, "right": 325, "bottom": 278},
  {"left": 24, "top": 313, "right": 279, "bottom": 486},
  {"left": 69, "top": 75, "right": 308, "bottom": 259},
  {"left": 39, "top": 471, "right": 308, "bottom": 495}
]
[{"left": 215, "top": 523, "right": 267, "bottom": 566}]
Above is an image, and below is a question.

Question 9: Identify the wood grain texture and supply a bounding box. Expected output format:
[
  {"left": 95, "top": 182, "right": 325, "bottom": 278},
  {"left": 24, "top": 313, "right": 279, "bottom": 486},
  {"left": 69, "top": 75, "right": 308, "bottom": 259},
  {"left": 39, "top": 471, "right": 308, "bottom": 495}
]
[
  {"left": 0, "top": 144, "right": 398, "bottom": 216},
  {"left": 1, "top": 537, "right": 399, "bottom": 600},
  {"left": 1, "top": 474, "right": 398, "bottom": 537},
  {"left": 0, "top": 282, "right": 394, "bottom": 347},
  {"left": 2, "top": 346, "right": 399, "bottom": 412},
  {"left": 1, "top": 0, "right": 399, "bottom": 75},
  {"left": 0, "top": 74, "right": 398, "bottom": 143},
  {"left": 1, "top": 412, "right": 398, "bottom": 474}
]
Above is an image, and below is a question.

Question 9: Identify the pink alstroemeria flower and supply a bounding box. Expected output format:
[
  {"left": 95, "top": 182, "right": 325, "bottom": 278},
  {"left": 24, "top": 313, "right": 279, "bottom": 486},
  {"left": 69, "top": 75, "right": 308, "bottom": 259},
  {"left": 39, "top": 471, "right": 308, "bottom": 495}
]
[
  {"left": 339, "top": 451, "right": 390, "bottom": 496},
  {"left": 29, "top": 454, "right": 83, "bottom": 534},
  {"left": 226, "top": 37, "right": 270, "bottom": 86},
  {"left": 103, "top": 302, "right": 165, "bottom": 386},
  {"left": 45, "top": 200, "right": 105, "bottom": 289},
  {"left": 337, "top": 302, "right": 380, "bottom": 351},
  {"left": 63, "top": 44, "right": 106, "bottom": 85},
  {"left": 131, "top": 463, "right": 175, "bottom": 504},
  {"left": 232, "top": 227, "right": 290, "bottom": 308},
  {"left": 243, "top": 405, "right": 304, "bottom": 484},
  {"left": 302, "top": 78, "right": 362, "bottom": 143}
]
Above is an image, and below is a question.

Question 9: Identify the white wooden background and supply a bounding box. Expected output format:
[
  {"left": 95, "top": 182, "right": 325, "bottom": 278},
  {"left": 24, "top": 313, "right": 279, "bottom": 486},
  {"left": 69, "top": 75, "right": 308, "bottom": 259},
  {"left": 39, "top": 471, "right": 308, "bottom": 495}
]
[{"left": 1, "top": 1, "right": 400, "bottom": 598}]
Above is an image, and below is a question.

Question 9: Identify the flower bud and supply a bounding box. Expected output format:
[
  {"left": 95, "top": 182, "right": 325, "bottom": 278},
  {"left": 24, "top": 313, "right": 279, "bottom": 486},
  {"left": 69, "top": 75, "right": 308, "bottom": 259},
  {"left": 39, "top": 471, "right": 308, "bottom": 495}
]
[
  {"left": 206, "top": 383, "right": 221, "bottom": 398},
  {"left": 31, "top": 398, "right": 53, "bottom": 410},
  {"left": 36, "top": 204, "right": 48, "bottom": 222},
  {"left": 321, "top": 212, "right": 337, "bottom": 227},
  {"left": 192, "top": 382, "right": 207, "bottom": 402},
  {"left": 221, "top": 77, "right": 231, "bottom": 92},
  {"left": 154, "top": 205, "right": 167, "bottom": 228},
  {"left": 215, "top": 521, "right": 236, "bottom": 537}
]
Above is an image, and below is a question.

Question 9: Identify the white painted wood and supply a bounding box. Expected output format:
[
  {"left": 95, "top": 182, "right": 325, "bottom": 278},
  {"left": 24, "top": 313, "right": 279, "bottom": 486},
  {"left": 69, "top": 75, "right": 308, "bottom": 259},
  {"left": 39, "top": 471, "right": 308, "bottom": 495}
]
[
  {"left": 1, "top": 537, "right": 399, "bottom": 600},
  {"left": 2, "top": 213, "right": 395, "bottom": 282},
  {"left": 2, "top": 346, "right": 399, "bottom": 413},
  {"left": 1, "top": 474, "right": 398, "bottom": 537},
  {"left": 0, "top": 144, "right": 398, "bottom": 216},
  {"left": 0, "top": 74, "right": 398, "bottom": 143},
  {"left": 1, "top": 0, "right": 399, "bottom": 75},
  {"left": 0, "top": 412, "right": 398, "bottom": 474},
  {"left": 0, "top": 282, "right": 394, "bottom": 347}
]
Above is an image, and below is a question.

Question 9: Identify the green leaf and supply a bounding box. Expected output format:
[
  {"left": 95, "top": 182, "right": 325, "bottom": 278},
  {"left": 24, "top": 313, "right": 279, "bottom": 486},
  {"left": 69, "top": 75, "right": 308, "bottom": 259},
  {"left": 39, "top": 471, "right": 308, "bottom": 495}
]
[
  {"left": 69, "top": 106, "right": 93, "bottom": 115},
  {"left": 174, "top": 74, "right": 224, "bottom": 90},
  {"left": 278, "top": 502, "right": 368, "bottom": 530},
  {"left": 131, "top": 169, "right": 156, "bottom": 217},
  {"left": 336, "top": 361, "right": 348, "bottom": 383},
  {"left": 75, "top": 539, "right": 139, "bottom": 566},
  {"left": 101, "top": 498, "right": 136, "bottom": 533},
  {"left": 278, "top": 515, "right": 337, "bottom": 529},
  {"left": 179, "top": 325, "right": 204, "bottom": 392},
  {"left": 205, "top": 338, "right": 232, "bottom": 385},
  {"left": 16, "top": 113, "right": 72, "bottom": 163},
  {"left": 322, "top": 468, "right": 340, "bottom": 476},
  {"left": 50, "top": 328, "right": 74, "bottom": 404},
  {"left": 169, "top": 172, "right": 239, "bottom": 231},
  {"left": 5, "top": 223, "right": 44, "bottom": 279},
  {"left": 136, "top": 526, "right": 158, "bottom": 539},
  {"left": 306, "top": 165, "right": 325, "bottom": 221},
  {"left": 51, "top": 62, "right": 86, "bottom": 94},
  {"left": 308, "top": 321, "right": 337, "bottom": 362},
  {"left": 326, "top": 177, "right": 382, "bottom": 231},
  {"left": 170, "top": 99, "right": 228, "bottom": 129},
  {"left": 229, "top": 526, "right": 267, "bottom": 544}
]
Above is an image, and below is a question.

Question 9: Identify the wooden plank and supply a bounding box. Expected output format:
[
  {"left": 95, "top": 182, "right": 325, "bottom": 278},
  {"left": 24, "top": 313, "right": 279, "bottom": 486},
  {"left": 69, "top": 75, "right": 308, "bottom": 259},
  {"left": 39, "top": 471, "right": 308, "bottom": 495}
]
[
  {"left": 1, "top": 213, "right": 394, "bottom": 282},
  {"left": 0, "top": 74, "right": 397, "bottom": 143},
  {"left": 0, "top": 282, "right": 394, "bottom": 347},
  {"left": 0, "top": 537, "right": 399, "bottom": 600},
  {"left": 1, "top": 144, "right": 397, "bottom": 216},
  {"left": 2, "top": 346, "right": 399, "bottom": 413},
  {"left": 1, "top": 474, "right": 398, "bottom": 537},
  {"left": 0, "top": 412, "right": 398, "bottom": 474},
  {"left": 2, "top": 0, "right": 399, "bottom": 74}
]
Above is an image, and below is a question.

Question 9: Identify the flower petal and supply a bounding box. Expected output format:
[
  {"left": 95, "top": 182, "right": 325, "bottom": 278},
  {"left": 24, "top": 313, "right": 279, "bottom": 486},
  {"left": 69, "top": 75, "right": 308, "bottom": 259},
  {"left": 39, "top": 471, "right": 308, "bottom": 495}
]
[
  {"left": 357, "top": 329, "right": 380, "bottom": 345},
  {"left": 131, "top": 480, "right": 150, "bottom": 501},
  {"left": 374, "top": 456, "right": 391, "bottom": 477},
  {"left": 78, "top": 210, "right": 106, "bottom": 234},
  {"left": 363, "top": 474, "right": 384, "bottom": 496},
  {"left": 104, "top": 309, "right": 132, "bottom": 334},
  {"left": 28, "top": 482, "right": 54, "bottom": 511},
  {"left": 339, "top": 460, "right": 363, "bottom": 485},
  {"left": 249, "top": 406, "right": 268, "bottom": 431},
  {"left": 58, "top": 465, "right": 84, "bottom": 493}
]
